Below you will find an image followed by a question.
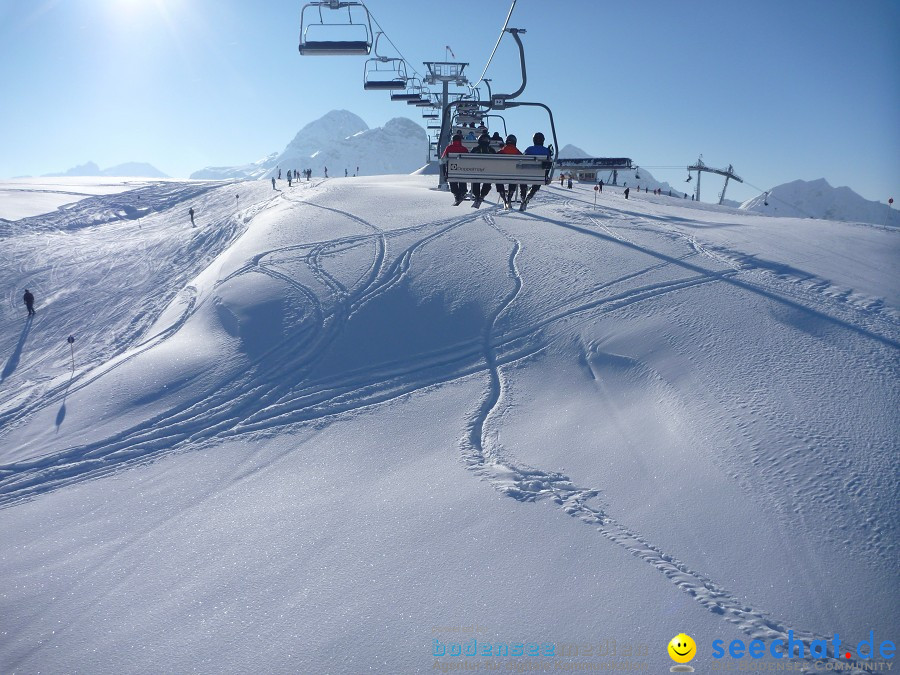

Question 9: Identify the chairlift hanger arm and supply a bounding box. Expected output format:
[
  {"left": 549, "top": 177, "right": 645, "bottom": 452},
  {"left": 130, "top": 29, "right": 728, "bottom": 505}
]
[{"left": 504, "top": 28, "right": 527, "bottom": 101}]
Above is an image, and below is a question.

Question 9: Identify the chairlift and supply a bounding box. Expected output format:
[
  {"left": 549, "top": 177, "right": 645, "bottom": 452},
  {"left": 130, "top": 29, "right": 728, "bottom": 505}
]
[
  {"left": 363, "top": 59, "right": 407, "bottom": 90},
  {"left": 363, "top": 33, "right": 408, "bottom": 90},
  {"left": 390, "top": 78, "right": 424, "bottom": 101},
  {"left": 410, "top": 92, "right": 434, "bottom": 106},
  {"left": 299, "top": 1, "right": 373, "bottom": 56}
]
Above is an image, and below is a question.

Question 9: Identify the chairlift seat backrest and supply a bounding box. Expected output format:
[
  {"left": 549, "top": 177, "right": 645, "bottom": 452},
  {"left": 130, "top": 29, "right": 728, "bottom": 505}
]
[
  {"left": 443, "top": 153, "right": 551, "bottom": 183},
  {"left": 299, "top": 40, "right": 370, "bottom": 55},
  {"left": 364, "top": 78, "right": 407, "bottom": 90}
]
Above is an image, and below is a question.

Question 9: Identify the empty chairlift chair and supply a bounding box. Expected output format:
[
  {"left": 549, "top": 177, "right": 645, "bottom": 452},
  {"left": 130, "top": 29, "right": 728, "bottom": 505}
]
[
  {"left": 363, "top": 57, "right": 408, "bottom": 90},
  {"left": 363, "top": 33, "right": 408, "bottom": 90},
  {"left": 298, "top": 1, "right": 373, "bottom": 55},
  {"left": 390, "top": 78, "right": 425, "bottom": 102}
]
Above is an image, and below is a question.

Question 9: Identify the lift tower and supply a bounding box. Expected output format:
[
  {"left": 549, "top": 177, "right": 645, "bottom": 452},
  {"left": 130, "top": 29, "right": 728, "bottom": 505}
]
[
  {"left": 687, "top": 156, "right": 743, "bottom": 204},
  {"left": 424, "top": 61, "right": 470, "bottom": 186}
]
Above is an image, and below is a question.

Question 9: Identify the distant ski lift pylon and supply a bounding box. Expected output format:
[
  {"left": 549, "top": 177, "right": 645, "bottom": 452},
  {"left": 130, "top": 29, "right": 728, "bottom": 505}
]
[{"left": 298, "top": 1, "right": 373, "bottom": 56}]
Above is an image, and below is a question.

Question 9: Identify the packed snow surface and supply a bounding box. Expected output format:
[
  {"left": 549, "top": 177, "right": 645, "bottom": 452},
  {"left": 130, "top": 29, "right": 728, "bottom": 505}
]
[{"left": 0, "top": 176, "right": 897, "bottom": 674}]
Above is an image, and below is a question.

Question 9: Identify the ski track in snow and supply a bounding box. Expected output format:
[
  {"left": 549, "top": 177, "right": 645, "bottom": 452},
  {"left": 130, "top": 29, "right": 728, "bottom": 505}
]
[
  {"left": 458, "top": 199, "right": 884, "bottom": 674},
  {"left": 1, "top": 182, "right": 895, "bottom": 673}
]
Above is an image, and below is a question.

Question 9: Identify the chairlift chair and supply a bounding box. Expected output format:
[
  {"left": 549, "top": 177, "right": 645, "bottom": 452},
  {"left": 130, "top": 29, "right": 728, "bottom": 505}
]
[
  {"left": 391, "top": 78, "right": 425, "bottom": 101},
  {"left": 362, "top": 32, "right": 408, "bottom": 90},
  {"left": 440, "top": 27, "right": 560, "bottom": 186},
  {"left": 363, "top": 59, "right": 407, "bottom": 90},
  {"left": 299, "top": 1, "right": 373, "bottom": 55}
]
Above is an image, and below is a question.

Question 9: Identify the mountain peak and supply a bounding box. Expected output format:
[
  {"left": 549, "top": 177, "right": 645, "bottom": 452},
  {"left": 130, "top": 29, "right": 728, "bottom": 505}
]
[
  {"left": 741, "top": 177, "right": 898, "bottom": 225},
  {"left": 43, "top": 161, "right": 167, "bottom": 178},
  {"left": 192, "top": 110, "right": 427, "bottom": 180}
]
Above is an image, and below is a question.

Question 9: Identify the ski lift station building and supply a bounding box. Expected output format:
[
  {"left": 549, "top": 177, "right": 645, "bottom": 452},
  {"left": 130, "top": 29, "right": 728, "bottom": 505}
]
[{"left": 556, "top": 157, "right": 634, "bottom": 184}]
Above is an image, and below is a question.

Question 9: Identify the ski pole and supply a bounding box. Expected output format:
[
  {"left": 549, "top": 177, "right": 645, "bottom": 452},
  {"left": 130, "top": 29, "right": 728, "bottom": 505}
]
[{"left": 67, "top": 335, "right": 75, "bottom": 372}]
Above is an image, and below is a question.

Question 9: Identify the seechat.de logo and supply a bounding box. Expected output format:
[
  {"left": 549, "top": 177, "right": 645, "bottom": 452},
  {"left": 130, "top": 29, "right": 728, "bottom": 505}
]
[{"left": 711, "top": 630, "right": 895, "bottom": 661}]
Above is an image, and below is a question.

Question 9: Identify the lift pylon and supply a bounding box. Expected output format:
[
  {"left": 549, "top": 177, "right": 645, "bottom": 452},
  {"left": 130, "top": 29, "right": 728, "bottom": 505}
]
[{"left": 687, "top": 156, "right": 743, "bottom": 204}]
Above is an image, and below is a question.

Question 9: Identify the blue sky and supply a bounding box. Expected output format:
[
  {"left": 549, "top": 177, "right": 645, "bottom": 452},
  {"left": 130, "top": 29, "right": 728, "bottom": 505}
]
[{"left": 1, "top": 0, "right": 897, "bottom": 204}]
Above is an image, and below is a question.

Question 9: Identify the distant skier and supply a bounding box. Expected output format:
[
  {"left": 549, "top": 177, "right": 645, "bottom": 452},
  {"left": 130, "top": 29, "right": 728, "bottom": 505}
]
[
  {"left": 567, "top": 176, "right": 573, "bottom": 189},
  {"left": 189, "top": 207, "right": 195, "bottom": 227},
  {"left": 23, "top": 289, "right": 35, "bottom": 316},
  {"left": 345, "top": 169, "right": 348, "bottom": 177},
  {"left": 324, "top": 167, "right": 328, "bottom": 178},
  {"left": 288, "top": 174, "right": 292, "bottom": 187},
  {"left": 624, "top": 187, "right": 630, "bottom": 200},
  {"left": 271, "top": 177, "right": 276, "bottom": 190},
  {"left": 277, "top": 168, "right": 281, "bottom": 179},
  {"left": 598, "top": 180, "right": 603, "bottom": 193}
]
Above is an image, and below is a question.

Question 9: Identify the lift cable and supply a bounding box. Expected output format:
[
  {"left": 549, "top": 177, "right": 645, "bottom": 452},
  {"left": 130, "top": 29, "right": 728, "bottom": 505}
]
[
  {"left": 360, "top": 1, "right": 424, "bottom": 81},
  {"left": 469, "top": 0, "right": 518, "bottom": 93}
]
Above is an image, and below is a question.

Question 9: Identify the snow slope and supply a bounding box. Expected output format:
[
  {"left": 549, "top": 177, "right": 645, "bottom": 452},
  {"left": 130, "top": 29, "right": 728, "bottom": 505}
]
[{"left": 0, "top": 176, "right": 897, "bottom": 674}]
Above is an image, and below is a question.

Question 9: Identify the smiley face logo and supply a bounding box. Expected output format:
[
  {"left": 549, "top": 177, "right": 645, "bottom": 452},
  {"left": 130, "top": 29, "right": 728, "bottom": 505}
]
[{"left": 668, "top": 633, "right": 696, "bottom": 664}]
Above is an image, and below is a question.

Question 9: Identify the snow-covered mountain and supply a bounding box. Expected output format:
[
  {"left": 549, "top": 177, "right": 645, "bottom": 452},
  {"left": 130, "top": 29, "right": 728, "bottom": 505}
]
[
  {"left": 190, "top": 152, "right": 279, "bottom": 180},
  {"left": 557, "top": 143, "right": 591, "bottom": 158},
  {"left": 270, "top": 108, "right": 369, "bottom": 171},
  {"left": 190, "top": 110, "right": 428, "bottom": 180},
  {"left": 43, "top": 161, "right": 169, "bottom": 178},
  {"left": 267, "top": 113, "right": 427, "bottom": 178},
  {"left": 741, "top": 177, "right": 898, "bottom": 226}
]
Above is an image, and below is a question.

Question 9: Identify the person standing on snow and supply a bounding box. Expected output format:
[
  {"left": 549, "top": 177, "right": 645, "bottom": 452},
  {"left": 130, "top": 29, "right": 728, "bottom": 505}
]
[
  {"left": 23, "top": 289, "right": 35, "bottom": 316},
  {"left": 189, "top": 207, "right": 195, "bottom": 227},
  {"left": 271, "top": 177, "right": 276, "bottom": 190}
]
